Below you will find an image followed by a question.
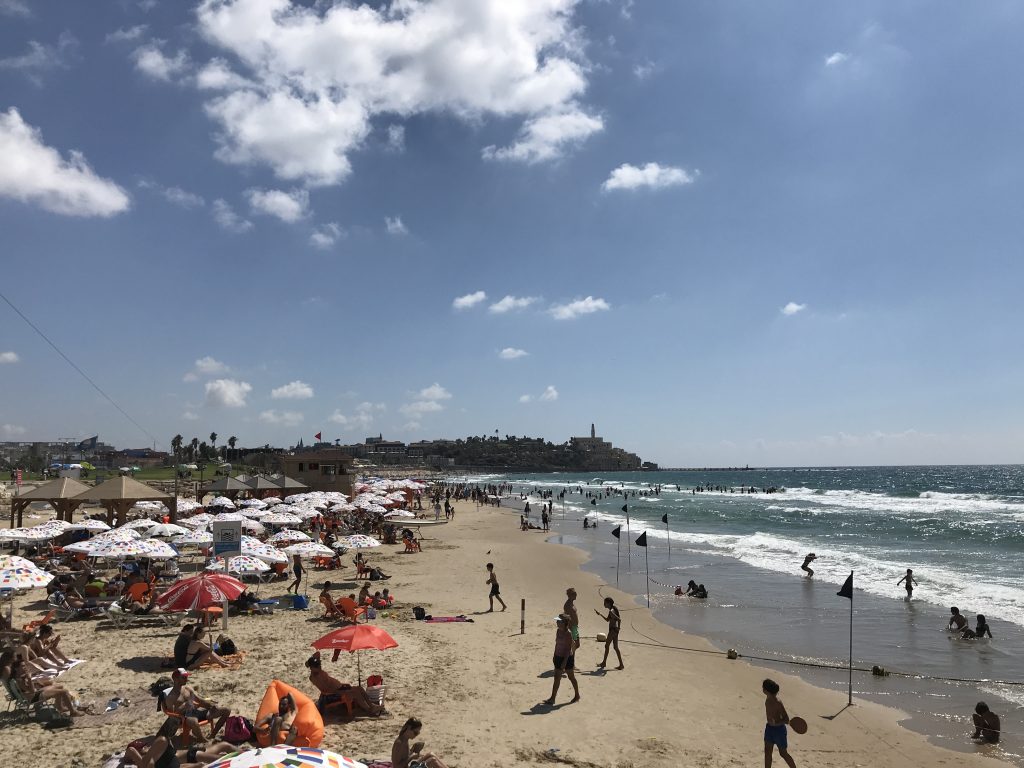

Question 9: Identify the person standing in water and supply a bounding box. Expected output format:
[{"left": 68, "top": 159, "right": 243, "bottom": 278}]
[
  {"left": 800, "top": 553, "right": 816, "bottom": 578},
  {"left": 896, "top": 569, "right": 918, "bottom": 600}
]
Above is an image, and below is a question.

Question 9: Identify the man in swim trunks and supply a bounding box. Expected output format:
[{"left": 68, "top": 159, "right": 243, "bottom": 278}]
[
  {"left": 485, "top": 563, "right": 506, "bottom": 612},
  {"left": 896, "top": 569, "right": 917, "bottom": 599},
  {"left": 564, "top": 587, "right": 580, "bottom": 652},
  {"left": 164, "top": 668, "right": 231, "bottom": 741},
  {"left": 762, "top": 678, "right": 797, "bottom": 767}
]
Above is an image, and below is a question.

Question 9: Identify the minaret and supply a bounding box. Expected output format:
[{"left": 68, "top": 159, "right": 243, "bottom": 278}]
[{"left": 591, "top": 423, "right": 596, "bottom": 439}]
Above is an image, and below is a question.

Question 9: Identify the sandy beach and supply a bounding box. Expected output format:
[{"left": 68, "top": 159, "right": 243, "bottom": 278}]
[{"left": 0, "top": 498, "right": 1012, "bottom": 768}]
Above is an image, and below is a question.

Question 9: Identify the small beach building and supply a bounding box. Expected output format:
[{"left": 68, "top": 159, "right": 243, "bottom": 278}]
[{"left": 278, "top": 449, "right": 355, "bottom": 496}]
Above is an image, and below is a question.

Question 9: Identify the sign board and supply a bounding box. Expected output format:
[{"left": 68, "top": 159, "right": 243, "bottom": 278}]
[
  {"left": 14, "top": 469, "right": 22, "bottom": 487},
  {"left": 211, "top": 520, "right": 242, "bottom": 558}
]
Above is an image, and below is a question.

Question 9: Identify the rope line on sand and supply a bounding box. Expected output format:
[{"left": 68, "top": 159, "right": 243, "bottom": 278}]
[{"left": 616, "top": 619, "right": 1024, "bottom": 687}]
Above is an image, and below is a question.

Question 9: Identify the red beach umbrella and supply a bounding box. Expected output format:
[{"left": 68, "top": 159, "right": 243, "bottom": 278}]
[
  {"left": 155, "top": 571, "right": 246, "bottom": 612},
  {"left": 312, "top": 624, "right": 398, "bottom": 680}
]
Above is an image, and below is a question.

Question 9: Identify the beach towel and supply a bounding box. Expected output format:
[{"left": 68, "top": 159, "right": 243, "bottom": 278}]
[
  {"left": 196, "top": 651, "right": 246, "bottom": 670},
  {"left": 425, "top": 616, "right": 474, "bottom": 623}
]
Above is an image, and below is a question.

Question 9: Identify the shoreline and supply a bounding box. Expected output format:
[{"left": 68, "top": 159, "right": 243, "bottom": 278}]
[{"left": 0, "top": 497, "right": 1012, "bottom": 767}]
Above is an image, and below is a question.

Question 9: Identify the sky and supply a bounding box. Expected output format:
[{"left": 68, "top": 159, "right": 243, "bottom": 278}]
[{"left": 1, "top": 0, "right": 1023, "bottom": 468}]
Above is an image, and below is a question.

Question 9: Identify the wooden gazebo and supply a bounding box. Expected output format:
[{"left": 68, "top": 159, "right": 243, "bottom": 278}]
[
  {"left": 198, "top": 475, "right": 253, "bottom": 502},
  {"left": 8, "top": 477, "right": 91, "bottom": 527},
  {"left": 72, "top": 476, "right": 175, "bottom": 526}
]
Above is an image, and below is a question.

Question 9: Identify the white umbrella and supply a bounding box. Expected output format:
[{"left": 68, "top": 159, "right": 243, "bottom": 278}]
[
  {"left": 283, "top": 541, "right": 335, "bottom": 558},
  {"left": 240, "top": 536, "right": 287, "bottom": 564},
  {"left": 208, "top": 496, "right": 236, "bottom": 509},
  {"left": 261, "top": 512, "right": 303, "bottom": 526},
  {"left": 172, "top": 531, "right": 214, "bottom": 547},
  {"left": 79, "top": 519, "right": 112, "bottom": 532},
  {"left": 266, "top": 529, "right": 310, "bottom": 544},
  {"left": 384, "top": 510, "right": 415, "bottom": 519},
  {"left": 201, "top": 746, "right": 365, "bottom": 768},
  {"left": 146, "top": 523, "right": 190, "bottom": 537},
  {"left": 121, "top": 519, "right": 157, "bottom": 530},
  {"left": 238, "top": 499, "right": 267, "bottom": 508},
  {"left": 0, "top": 528, "right": 54, "bottom": 543},
  {"left": 206, "top": 555, "right": 271, "bottom": 575},
  {"left": 334, "top": 534, "right": 381, "bottom": 549},
  {"left": 179, "top": 513, "right": 214, "bottom": 528}
]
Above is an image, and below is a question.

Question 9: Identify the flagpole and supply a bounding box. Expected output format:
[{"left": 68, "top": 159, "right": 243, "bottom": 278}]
[
  {"left": 848, "top": 571, "right": 854, "bottom": 705},
  {"left": 624, "top": 505, "right": 631, "bottom": 571},
  {"left": 663, "top": 514, "right": 670, "bottom": 563},
  {"left": 644, "top": 537, "right": 650, "bottom": 608},
  {"left": 616, "top": 532, "right": 620, "bottom": 586}
]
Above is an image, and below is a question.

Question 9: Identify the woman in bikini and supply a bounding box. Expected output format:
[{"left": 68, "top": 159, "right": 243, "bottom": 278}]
[{"left": 595, "top": 597, "right": 624, "bottom": 670}]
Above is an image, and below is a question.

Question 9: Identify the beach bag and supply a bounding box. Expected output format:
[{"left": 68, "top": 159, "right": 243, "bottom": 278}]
[
  {"left": 366, "top": 607, "right": 377, "bottom": 620},
  {"left": 218, "top": 637, "right": 237, "bottom": 656},
  {"left": 412, "top": 606, "right": 425, "bottom": 621},
  {"left": 224, "top": 715, "right": 253, "bottom": 744},
  {"left": 293, "top": 595, "right": 309, "bottom": 610}
]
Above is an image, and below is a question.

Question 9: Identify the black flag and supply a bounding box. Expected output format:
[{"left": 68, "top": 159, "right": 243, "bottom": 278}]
[
  {"left": 837, "top": 572, "right": 853, "bottom": 599},
  {"left": 661, "top": 513, "right": 668, "bottom": 524},
  {"left": 611, "top": 526, "right": 621, "bottom": 539},
  {"left": 621, "top": 504, "right": 628, "bottom": 513},
  {"left": 635, "top": 531, "right": 647, "bottom": 547}
]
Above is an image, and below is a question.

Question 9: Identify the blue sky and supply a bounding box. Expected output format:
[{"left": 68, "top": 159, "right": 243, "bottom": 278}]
[{"left": 1, "top": 0, "right": 1022, "bottom": 467}]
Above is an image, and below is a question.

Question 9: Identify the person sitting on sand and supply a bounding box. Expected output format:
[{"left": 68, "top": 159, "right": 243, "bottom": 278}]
[
  {"left": 674, "top": 585, "right": 684, "bottom": 596},
  {"left": 163, "top": 668, "right": 231, "bottom": 742},
  {"left": 29, "top": 625, "right": 72, "bottom": 668},
  {"left": 305, "top": 653, "right": 384, "bottom": 717},
  {"left": 231, "top": 589, "right": 261, "bottom": 613},
  {"left": 948, "top": 607, "right": 969, "bottom": 632},
  {"left": 369, "top": 566, "right": 391, "bottom": 581},
  {"left": 255, "top": 692, "right": 298, "bottom": 746},
  {"left": 392, "top": 717, "right": 449, "bottom": 768},
  {"left": 381, "top": 588, "right": 394, "bottom": 606},
  {"left": 358, "top": 582, "right": 372, "bottom": 605},
  {"left": 122, "top": 716, "right": 237, "bottom": 768},
  {"left": 0, "top": 650, "right": 89, "bottom": 717},
  {"left": 962, "top": 614, "right": 993, "bottom": 640},
  {"left": 971, "top": 701, "right": 1000, "bottom": 743},
  {"left": 173, "top": 624, "right": 230, "bottom": 670}
]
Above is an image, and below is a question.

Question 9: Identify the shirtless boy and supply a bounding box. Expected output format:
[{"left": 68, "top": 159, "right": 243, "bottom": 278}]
[
  {"left": 762, "top": 678, "right": 797, "bottom": 768},
  {"left": 485, "top": 563, "right": 506, "bottom": 612}
]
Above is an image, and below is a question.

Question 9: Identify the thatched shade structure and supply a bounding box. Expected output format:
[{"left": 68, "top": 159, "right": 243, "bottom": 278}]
[
  {"left": 9, "top": 477, "right": 91, "bottom": 527},
  {"left": 198, "top": 475, "right": 252, "bottom": 501},
  {"left": 72, "top": 476, "right": 175, "bottom": 527}
]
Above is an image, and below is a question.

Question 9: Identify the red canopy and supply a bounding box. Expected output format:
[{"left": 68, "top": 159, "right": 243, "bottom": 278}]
[
  {"left": 312, "top": 624, "right": 398, "bottom": 652},
  {"left": 156, "top": 572, "right": 246, "bottom": 612}
]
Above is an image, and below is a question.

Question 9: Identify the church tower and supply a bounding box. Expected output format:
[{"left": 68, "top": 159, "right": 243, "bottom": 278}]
[{"left": 591, "top": 423, "right": 596, "bottom": 439}]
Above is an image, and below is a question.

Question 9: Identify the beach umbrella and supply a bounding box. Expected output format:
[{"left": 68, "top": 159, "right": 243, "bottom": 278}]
[
  {"left": 93, "top": 527, "right": 143, "bottom": 542},
  {"left": 261, "top": 511, "right": 303, "bottom": 526},
  {"left": 240, "top": 535, "right": 287, "bottom": 564},
  {"left": 172, "top": 531, "right": 214, "bottom": 547},
  {"left": 176, "top": 499, "right": 203, "bottom": 514},
  {"left": 203, "top": 746, "right": 365, "bottom": 768},
  {"left": 212, "top": 512, "right": 246, "bottom": 522},
  {"left": 266, "top": 529, "right": 310, "bottom": 544},
  {"left": 262, "top": 497, "right": 283, "bottom": 506},
  {"left": 283, "top": 541, "right": 334, "bottom": 558},
  {"left": 238, "top": 507, "right": 270, "bottom": 519},
  {"left": 208, "top": 496, "right": 237, "bottom": 509},
  {"left": 311, "top": 624, "right": 398, "bottom": 680},
  {"left": 146, "top": 523, "right": 190, "bottom": 537},
  {"left": 0, "top": 566, "right": 53, "bottom": 590},
  {"left": 383, "top": 510, "right": 415, "bottom": 519},
  {"left": 334, "top": 534, "right": 381, "bottom": 550},
  {"left": 180, "top": 513, "right": 214, "bottom": 528},
  {"left": 206, "top": 555, "right": 270, "bottom": 575},
  {"left": 0, "top": 555, "right": 39, "bottom": 570},
  {"left": 238, "top": 499, "right": 267, "bottom": 508},
  {"left": 156, "top": 571, "right": 246, "bottom": 612},
  {"left": 79, "top": 519, "right": 111, "bottom": 532},
  {"left": 72, "top": 538, "right": 178, "bottom": 560},
  {"left": 121, "top": 519, "right": 158, "bottom": 530},
  {"left": 0, "top": 528, "right": 53, "bottom": 543}
]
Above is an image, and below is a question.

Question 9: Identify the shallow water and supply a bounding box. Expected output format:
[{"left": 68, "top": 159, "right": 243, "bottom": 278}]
[{"left": 465, "top": 467, "right": 1024, "bottom": 765}]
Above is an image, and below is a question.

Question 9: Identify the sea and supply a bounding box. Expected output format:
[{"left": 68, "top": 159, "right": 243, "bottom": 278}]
[{"left": 460, "top": 466, "right": 1024, "bottom": 764}]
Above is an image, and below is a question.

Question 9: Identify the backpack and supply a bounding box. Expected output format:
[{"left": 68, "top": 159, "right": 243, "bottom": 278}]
[
  {"left": 218, "top": 638, "right": 237, "bottom": 656},
  {"left": 412, "top": 606, "right": 425, "bottom": 621},
  {"left": 224, "top": 715, "right": 253, "bottom": 744}
]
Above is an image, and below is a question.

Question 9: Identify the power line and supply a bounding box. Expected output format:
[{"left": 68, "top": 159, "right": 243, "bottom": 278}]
[{"left": 0, "top": 290, "right": 157, "bottom": 445}]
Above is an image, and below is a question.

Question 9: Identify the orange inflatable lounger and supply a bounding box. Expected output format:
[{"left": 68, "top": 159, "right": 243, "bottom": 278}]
[{"left": 255, "top": 679, "right": 325, "bottom": 748}]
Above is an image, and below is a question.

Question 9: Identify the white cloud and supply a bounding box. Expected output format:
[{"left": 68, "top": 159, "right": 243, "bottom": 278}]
[
  {"left": 0, "top": 0, "right": 30, "bottom": 17},
  {"left": 310, "top": 222, "right": 343, "bottom": 249},
  {"left": 138, "top": 179, "right": 204, "bottom": 208},
  {"left": 212, "top": 199, "right": 252, "bottom": 232},
  {"left": 781, "top": 302, "right": 807, "bottom": 316},
  {"left": 195, "top": 356, "right": 229, "bottom": 376},
  {"left": 204, "top": 378, "right": 252, "bottom": 408},
  {"left": 540, "top": 385, "right": 559, "bottom": 402},
  {"left": 518, "top": 394, "right": 533, "bottom": 403},
  {"left": 182, "top": 410, "right": 199, "bottom": 421},
  {"left": 602, "top": 162, "right": 697, "bottom": 192},
  {"left": 105, "top": 25, "right": 148, "bottom": 44},
  {"left": 196, "top": 58, "right": 253, "bottom": 90},
  {"left": 400, "top": 400, "right": 444, "bottom": 417},
  {"left": 0, "top": 351, "right": 19, "bottom": 364},
  {"left": 489, "top": 295, "right": 538, "bottom": 314},
  {"left": 402, "top": 421, "right": 422, "bottom": 432},
  {"left": 633, "top": 60, "right": 655, "bottom": 80},
  {"left": 133, "top": 42, "right": 190, "bottom": 82},
  {"left": 329, "top": 401, "right": 384, "bottom": 429},
  {"left": 385, "top": 216, "right": 408, "bottom": 236},
  {"left": 483, "top": 110, "right": 603, "bottom": 164},
  {"left": 0, "top": 108, "right": 130, "bottom": 217},
  {"left": 453, "top": 291, "right": 487, "bottom": 310},
  {"left": 417, "top": 383, "right": 452, "bottom": 401},
  {"left": 193, "top": 0, "right": 601, "bottom": 186},
  {"left": 271, "top": 380, "right": 314, "bottom": 400},
  {"left": 0, "top": 32, "right": 78, "bottom": 82},
  {"left": 500, "top": 348, "right": 528, "bottom": 360},
  {"left": 259, "top": 409, "right": 304, "bottom": 427},
  {"left": 2, "top": 424, "right": 26, "bottom": 436},
  {"left": 246, "top": 188, "right": 309, "bottom": 223},
  {"left": 385, "top": 124, "right": 405, "bottom": 152},
  {"left": 825, "top": 52, "right": 849, "bottom": 67},
  {"left": 550, "top": 296, "right": 610, "bottom": 320}
]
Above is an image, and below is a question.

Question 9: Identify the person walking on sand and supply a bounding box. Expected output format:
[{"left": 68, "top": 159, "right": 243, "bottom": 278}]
[
  {"left": 896, "top": 569, "right": 918, "bottom": 600},
  {"left": 544, "top": 615, "right": 579, "bottom": 706},
  {"left": 564, "top": 587, "right": 580, "bottom": 652},
  {"left": 800, "top": 553, "right": 816, "bottom": 578},
  {"left": 485, "top": 563, "right": 506, "bottom": 612},
  {"left": 287, "top": 553, "right": 304, "bottom": 594},
  {"left": 762, "top": 678, "right": 797, "bottom": 768},
  {"left": 595, "top": 597, "right": 624, "bottom": 670}
]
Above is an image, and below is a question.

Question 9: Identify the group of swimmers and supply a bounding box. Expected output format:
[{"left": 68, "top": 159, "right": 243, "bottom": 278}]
[{"left": 673, "top": 580, "right": 708, "bottom": 599}]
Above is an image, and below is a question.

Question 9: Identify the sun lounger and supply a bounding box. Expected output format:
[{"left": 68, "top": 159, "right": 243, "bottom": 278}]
[
  {"left": 22, "top": 609, "right": 56, "bottom": 633},
  {"left": 4, "top": 678, "right": 59, "bottom": 720},
  {"left": 102, "top": 604, "right": 136, "bottom": 629}
]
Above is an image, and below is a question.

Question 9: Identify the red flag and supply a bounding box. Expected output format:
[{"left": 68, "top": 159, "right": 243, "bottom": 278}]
[{"left": 314, "top": 432, "right": 322, "bottom": 441}]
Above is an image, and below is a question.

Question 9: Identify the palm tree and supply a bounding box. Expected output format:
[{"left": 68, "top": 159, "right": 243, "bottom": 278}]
[
  {"left": 190, "top": 437, "right": 199, "bottom": 461},
  {"left": 171, "top": 434, "right": 183, "bottom": 460},
  {"left": 209, "top": 432, "right": 218, "bottom": 455},
  {"left": 228, "top": 436, "right": 237, "bottom": 461}
]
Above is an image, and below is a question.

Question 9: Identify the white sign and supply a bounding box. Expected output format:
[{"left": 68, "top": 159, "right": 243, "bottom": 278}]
[{"left": 211, "top": 520, "right": 242, "bottom": 558}]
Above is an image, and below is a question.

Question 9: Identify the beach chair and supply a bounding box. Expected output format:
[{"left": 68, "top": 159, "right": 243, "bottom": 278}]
[
  {"left": 365, "top": 675, "right": 386, "bottom": 711},
  {"left": 47, "top": 595, "right": 80, "bottom": 622},
  {"left": 355, "top": 561, "right": 370, "bottom": 578},
  {"left": 4, "top": 678, "right": 58, "bottom": 720},
  {"left": 403, "top": 538, "right": 421, "bottom": 553},
  {"left": 22, "top": 609, "right": 56, "bottom": 633},
  {"left": 320, "top": 595, "right": 344, "bottom": 621},
  {"left": 125, "top": 582, "right": 152, "bottom": 604},
  {"left": 102, "top": 604, "right": 136, "bottom": 629},
  {"left": 158, "top": 610, "right": 187, "bottom": 627},
  {"left": 162, "top": 700, "right": 212, "bottom": 746},
  {"left": 321, "top": 689, "right": 356, "bottom": 719},
  {"left": 337, "top": 597, "right": 366, "bottom": 624}
]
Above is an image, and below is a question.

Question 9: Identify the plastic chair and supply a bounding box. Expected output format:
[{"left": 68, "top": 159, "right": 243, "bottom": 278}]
[
  {"left": 403, "top": 538, "right": 421, "bottom": 553},
  {"left": 336, "top": 597, "right": 366, "bottom": 624},
  {"left": 320, "top": 595, "right": 343, "bottom": 620},
  {"left": 22, "top": 610, "right": 55, "bottom": 633}
]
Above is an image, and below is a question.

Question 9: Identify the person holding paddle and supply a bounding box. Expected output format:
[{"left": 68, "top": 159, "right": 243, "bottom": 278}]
[{"left": 762, "top": 678, "right": 802, "bottom": 768}]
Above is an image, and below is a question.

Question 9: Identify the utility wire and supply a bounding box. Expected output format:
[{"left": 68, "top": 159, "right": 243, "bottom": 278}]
[{"left": 0, "top": 290, "right": 157, "bottom": 445}]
